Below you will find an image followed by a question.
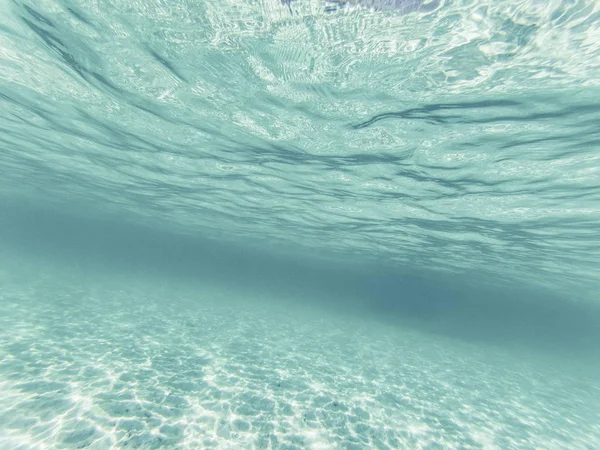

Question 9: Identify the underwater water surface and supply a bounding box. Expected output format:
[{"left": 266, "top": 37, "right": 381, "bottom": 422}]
[{"left": 1, "top": 0, "right": 600, "bottom": 448}]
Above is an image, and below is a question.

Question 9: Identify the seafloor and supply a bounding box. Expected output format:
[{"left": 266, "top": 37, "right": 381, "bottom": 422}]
[{"left": 1, "top": 258, "right": 598, "bottom": 449}]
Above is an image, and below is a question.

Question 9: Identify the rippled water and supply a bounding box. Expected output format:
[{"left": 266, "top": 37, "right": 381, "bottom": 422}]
[
  {"left": 2, "top": 0, "right": 600, "bottom": 294},
  {"left": 1, "top": 0, "right": 600, "bottom": 448}
]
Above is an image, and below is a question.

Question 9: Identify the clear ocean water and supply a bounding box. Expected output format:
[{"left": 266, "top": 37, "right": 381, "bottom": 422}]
[{"left": 1, "top": 0, "right": 600, "bottom": 448}]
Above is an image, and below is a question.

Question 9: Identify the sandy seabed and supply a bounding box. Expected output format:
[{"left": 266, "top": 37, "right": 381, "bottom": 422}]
[{"left": 0, "top": 263, "right": 598, "bottom": 450}]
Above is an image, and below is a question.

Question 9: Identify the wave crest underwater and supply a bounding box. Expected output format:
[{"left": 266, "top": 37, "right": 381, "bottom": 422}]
[{"left": 2, "top": 0, "right": 599, "bottom": 299}]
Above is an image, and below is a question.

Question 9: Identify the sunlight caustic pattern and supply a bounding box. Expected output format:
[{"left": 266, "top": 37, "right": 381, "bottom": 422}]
[{"left": 1, "top": 267, "right": 599, "bottom": 449}]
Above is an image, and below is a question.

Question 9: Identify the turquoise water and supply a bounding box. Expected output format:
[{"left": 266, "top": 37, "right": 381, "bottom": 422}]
[{"left": 1, "top": 0, "right": 600, "bottom": 448}]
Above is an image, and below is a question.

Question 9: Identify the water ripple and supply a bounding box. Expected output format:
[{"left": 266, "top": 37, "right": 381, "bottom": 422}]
[{"left": 0, "top": 0, "right": 599, "bottom": 298}]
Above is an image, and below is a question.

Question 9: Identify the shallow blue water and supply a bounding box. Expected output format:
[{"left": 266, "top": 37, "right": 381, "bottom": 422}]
[{"left": 1, "top": 0, "right": 600, "bottom": 448}]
